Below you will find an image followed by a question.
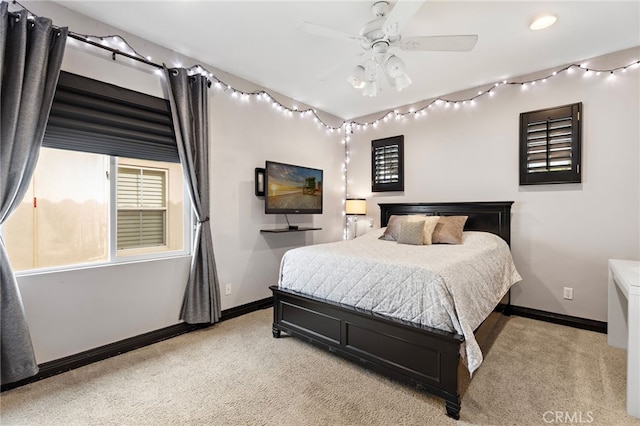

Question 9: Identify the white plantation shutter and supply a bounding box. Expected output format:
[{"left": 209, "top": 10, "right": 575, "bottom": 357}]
[
  {"left": 116, "top": 168, "right": 140, "bottom": 207},
  {"left": 520, "top": 103, "right": 582, "bottom": 185},
  {"left": 117, "top": 211, "right": 165, "bottom": 248},
  {"left": 117, "top": 166, "right": 167, "bottom": 249}
]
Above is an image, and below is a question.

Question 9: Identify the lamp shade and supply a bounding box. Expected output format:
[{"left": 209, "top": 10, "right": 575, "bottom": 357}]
[{"left": 345, "top": 199, "right": 367, "bottom": 215}]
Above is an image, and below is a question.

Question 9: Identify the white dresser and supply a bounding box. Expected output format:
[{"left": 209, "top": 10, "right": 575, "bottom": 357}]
[{"left": 607, "top": 259, "right": 640, "bottom": 418}]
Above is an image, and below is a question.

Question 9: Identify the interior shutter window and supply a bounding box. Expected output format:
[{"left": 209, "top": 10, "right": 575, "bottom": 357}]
[
  {"left": 372, "top": 135, "right": 404, "bottom": 192},
  {"left": 520, "top": 103, "right": 582, "bottom": 185},
  {"left": 117, "top": 166, "right": 167, "bottom": 249}
]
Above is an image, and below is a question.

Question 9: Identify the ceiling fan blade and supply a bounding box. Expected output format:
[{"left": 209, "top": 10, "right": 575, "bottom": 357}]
[
  {"left": 382, "top": 0, "right": 426, "bottom": 37},
  {"left": 298, "top": 22, "right": 366, "bottom": 44},
  {"left": 398, "top": 35, "right": 479, "bottom": 52}
]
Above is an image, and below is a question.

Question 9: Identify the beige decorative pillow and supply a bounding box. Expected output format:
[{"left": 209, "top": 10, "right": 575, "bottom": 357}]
[
  {"left": 407, "top": 215, "right": 440, "bottom": 245},
  {"left": 432, "top": 216, "right": 468, "bottom": 244},
  {"left": 379, "top": 215, "right": 425, "bottom": 241},
  {"left": 397, "top": 220, "right": 425, "bottom": 245}
]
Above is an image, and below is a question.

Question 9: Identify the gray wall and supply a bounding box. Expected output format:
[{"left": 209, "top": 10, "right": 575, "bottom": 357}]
[
  {"left": 11, "top": 2, "right": 638, "bottom": 366},
  {"left": 15, "top": 1, "right": 344, "bottom": 363},
  {"left": 346, "top": 47, "right": 640, "bottom": 321}
]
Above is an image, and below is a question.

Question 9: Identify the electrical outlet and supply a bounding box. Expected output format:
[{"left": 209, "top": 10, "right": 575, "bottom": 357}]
[
  {"left": 563, "top": 287, "right": 573, "bottom": 300},
  {"left": 225, "top": 283, "right": 232, "bottom": 296},
  {"left": 368, "top": 218, "right": 374, "bottom": 227}
]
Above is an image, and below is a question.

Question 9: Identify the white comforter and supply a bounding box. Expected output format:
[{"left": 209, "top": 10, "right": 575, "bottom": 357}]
[{"left": 278, "top": 228, "right": 522, "bottom": 375}]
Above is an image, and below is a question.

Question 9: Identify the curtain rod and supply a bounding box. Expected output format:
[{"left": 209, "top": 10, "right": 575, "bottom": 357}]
[
  {"left": 67, "top": 32, "right": 211, "bottom": 87},
  {"left": 9, "top": 1, "right": 163, "bottom": 70},
  {"left": 67, "top": 32, "right": 163, "bottom": 70}
]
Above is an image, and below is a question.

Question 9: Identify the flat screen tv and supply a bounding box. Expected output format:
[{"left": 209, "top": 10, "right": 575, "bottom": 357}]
[{"left": 264, "top": 161, "right": 323, "bottom": 214}]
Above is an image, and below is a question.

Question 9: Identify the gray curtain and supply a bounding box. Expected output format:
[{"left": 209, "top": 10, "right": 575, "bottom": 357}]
[
  {"left": 0, "top": 4, "right": 67, "bottom": 384},
  {"left": 163, "top": 66, "right": 221, "bottom": 324}
]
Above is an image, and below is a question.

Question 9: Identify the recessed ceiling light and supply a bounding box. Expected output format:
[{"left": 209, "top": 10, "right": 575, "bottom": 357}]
[{"left": 530, "top": 15, "right": 557, "bottom": 30}]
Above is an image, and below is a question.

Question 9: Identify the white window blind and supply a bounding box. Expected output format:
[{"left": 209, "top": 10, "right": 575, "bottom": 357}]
[{"left": 117, "top": 166, "right": 167, "bottom": 249}]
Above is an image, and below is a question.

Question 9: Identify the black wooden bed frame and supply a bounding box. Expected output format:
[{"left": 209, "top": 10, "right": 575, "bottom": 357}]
[{"left": 270, "top": 201, "right": 514, "bottom": 419}]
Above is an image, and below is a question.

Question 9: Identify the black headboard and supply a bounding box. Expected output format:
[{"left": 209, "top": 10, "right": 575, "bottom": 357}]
[{"left": 379, "top": 202, "right": 514, "bottom": 246}]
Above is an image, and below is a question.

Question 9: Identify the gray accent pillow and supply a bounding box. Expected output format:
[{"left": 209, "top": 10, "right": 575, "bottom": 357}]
[
  {"left": 397, "top": 220, "right": 425, "bottom": 245},
  {"left": 379, "top": 215, "right": 404, "bottom": 241},
  {"left": 379, "top": 214, "right": 426, "bottom": 241}
]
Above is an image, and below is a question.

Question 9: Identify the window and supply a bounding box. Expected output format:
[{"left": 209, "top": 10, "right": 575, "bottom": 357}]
[
  {"left": 3, "top": 149, "right": 110, "bottom": 271},
  {"left": 3, "top": 150, "right": 187, "bottom": 272},
  {"left": 520, "top": 103, "right": 582, "bottom": 185},
  {"left": 372, "top": 135, "right": 404, "bottom": 192},
  {"left": 2, "top": 72, "right": 189, "bottom": 272}
]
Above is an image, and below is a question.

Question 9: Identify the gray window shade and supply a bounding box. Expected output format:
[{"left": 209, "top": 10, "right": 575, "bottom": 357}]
[
  {"left": 520, "top": 103, "right": 581, "bottom": 185},
  {"left": 372, "top": 135, "right": 404, "bottom": 192},
  {"left": 43, "top": 71, "right": 179, "bottom": 163},
  {"left": 117, "top": 167, "right": 167, "bottom": 249}
]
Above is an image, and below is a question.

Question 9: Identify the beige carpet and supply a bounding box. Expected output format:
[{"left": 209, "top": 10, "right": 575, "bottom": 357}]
[{"left": 1, "top": 308, "right": 638, "bottom": 426}]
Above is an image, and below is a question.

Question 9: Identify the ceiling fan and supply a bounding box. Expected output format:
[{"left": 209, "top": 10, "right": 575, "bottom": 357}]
[{"left": 298, "top": 0, "right": 478, "bottom": 97}]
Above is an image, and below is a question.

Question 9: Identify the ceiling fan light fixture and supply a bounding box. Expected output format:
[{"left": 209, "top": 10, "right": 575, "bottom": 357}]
[
  {"left": 362, "top": 80, "right": 377, "bottom": 97},
  {"left": 300, "top": 1, "right": 478, "bottom": 99},
  {"left": 383, "top": 54, "right": 405, "bottom": 78},
  {"left": 394, "top": 73, "right": 412, "bottom": 91},
  {"left": 348, "top": 65, "right": 366, "bottom": 89},
  {"left": 349, "top": 78, "right": 366, "bottom": 90},
  {"left": 530, "top": 15, "right": 557, "bottom": 30}
]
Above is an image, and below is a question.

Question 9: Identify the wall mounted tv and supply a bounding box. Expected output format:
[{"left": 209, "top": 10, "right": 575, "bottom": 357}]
[{"left": 264, "top": 161, "right": 323, "bottom": 214}]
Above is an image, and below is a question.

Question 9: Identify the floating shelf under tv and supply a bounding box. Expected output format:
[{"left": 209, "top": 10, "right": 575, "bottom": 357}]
[{"left": 260, "top": 227, "right": 322, "bottom": 233}]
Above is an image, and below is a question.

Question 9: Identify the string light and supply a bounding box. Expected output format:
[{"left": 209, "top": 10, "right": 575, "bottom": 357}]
[
  {"left": 62, "top": 24, "right": 640, "bottom": 130},
  {"left": 335, "top": 57, "right": 638, "bottom": 235},
  {"left": 343, "top": 122, "right": 355, "bottom": 239},
  {"left": 344, "top": 60, "right": 638, "bottom": 130},
  {"left": 11, "top": 1, "right": 347, "bottom": 131},
  {"left": 11, "top": 0, "right": 639, "bottom": 134},
  {"left": 11, "top": 0, "right": 639, "bottom": 239},
  {"left": 64, "top": 28, "right": 640, "bottom": 133}
]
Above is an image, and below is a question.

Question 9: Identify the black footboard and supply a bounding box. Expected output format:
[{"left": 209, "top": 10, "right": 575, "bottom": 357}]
[
  {"left": 270, "top": 285, "right": 464, "bottom": 419},
  {"left": 270, "top": 201, "right": 515, "bottom": 420}
]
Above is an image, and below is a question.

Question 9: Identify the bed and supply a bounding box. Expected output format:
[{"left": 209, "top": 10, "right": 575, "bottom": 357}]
[{"left": 270, "top": 201, "right": 519, "bottom": 419}]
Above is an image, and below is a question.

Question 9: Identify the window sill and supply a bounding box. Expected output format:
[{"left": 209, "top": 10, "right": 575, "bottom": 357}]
[{"left": 14, "top": 253, "right": 192, "bottom": 278}]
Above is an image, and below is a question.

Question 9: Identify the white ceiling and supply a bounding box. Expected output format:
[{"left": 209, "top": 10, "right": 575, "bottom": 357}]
[{"left": 53, "top": 1, "right": 640, "bottom": 120}]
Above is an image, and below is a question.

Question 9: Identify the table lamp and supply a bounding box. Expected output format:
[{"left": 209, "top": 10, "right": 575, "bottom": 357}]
[{"left": 345, "top": 198, "right": 367, "bottom": 238}]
